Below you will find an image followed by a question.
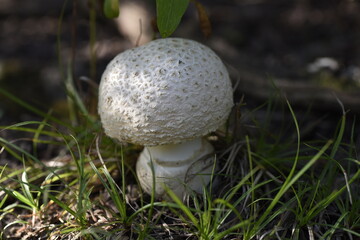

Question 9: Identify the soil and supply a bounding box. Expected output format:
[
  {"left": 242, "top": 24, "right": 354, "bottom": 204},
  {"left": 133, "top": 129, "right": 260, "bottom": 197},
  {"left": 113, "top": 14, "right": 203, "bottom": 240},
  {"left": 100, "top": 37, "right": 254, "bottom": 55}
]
[{"left": 0, "top": 0, "right": 360, "bottom": 120}]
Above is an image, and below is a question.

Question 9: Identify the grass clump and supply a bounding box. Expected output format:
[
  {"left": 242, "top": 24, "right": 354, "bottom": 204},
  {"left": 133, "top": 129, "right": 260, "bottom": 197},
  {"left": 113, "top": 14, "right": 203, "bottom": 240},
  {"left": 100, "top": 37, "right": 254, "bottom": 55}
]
[{"left": 0, "top": 86, "right": 359, "bottom": 239}]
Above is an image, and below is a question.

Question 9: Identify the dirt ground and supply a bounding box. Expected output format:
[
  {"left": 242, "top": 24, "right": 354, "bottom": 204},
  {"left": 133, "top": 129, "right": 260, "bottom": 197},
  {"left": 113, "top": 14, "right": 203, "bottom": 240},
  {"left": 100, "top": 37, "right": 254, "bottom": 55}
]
[{"left": 1, "top": 0, "right": 360, "bottom": 118}]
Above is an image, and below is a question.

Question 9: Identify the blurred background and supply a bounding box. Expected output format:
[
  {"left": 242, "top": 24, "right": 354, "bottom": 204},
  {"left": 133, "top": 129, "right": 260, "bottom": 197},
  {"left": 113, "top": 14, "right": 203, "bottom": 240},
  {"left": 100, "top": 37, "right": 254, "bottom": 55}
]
[{"left": 0, "top": 0, "right": 360, "bottom": 126}]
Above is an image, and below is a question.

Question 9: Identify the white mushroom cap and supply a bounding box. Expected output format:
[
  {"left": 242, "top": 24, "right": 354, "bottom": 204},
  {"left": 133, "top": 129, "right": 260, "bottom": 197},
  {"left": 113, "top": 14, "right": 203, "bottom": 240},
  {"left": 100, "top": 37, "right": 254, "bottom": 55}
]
[{"left": 98, "top": 38, "right": 233, "bottom": 146}]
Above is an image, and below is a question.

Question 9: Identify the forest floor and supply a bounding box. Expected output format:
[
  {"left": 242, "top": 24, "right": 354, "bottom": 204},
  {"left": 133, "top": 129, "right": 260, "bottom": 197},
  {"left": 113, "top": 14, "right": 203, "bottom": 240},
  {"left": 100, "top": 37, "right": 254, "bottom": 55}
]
[{"left": 0, "top": 0, "right": 360, "bottom": 239}]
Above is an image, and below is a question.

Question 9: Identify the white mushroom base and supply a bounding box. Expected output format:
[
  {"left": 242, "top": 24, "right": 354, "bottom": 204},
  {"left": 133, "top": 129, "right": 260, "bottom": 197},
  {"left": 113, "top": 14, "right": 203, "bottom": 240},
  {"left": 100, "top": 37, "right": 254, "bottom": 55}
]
[{"left": 136, "top": 138, "right": 215, "bottom": 200}]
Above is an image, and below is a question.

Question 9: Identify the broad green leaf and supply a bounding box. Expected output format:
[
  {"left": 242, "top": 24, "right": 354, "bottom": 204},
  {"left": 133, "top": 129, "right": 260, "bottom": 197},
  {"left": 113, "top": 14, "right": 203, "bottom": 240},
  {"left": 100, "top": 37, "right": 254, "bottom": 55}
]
[
  {"left": 156, "top": 0, "right": 189, "bottom": 37},
  {"left": 104, "top": 0, "right": 119, "bottom": 18}
]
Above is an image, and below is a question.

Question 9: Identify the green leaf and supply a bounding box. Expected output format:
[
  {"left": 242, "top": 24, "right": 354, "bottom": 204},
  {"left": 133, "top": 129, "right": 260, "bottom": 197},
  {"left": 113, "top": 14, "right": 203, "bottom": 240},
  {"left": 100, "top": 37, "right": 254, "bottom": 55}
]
[
  {"left": 103, "top": 0, "right": 119, "bottom": 18},
  {"left": 156, "top": 0, "right": 189, "bottom": 37}
]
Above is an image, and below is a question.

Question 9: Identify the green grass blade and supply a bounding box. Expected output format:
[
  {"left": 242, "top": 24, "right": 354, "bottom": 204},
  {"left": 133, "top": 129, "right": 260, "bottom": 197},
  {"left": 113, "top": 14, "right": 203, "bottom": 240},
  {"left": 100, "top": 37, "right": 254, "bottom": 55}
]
[
  {"left": 253, "top": 139, "right": 333, "bottom": 236},
  {"left": 11, "top": 190, "right": 38, "bottom": 209},
  {"left": 224, "top": 166, "right": 261, "bottom": 202},
  {"left": 213, "top": 198, "right": 243, "bottom": 226},
  {"left": 0, "top": 193, "right": 8, "bottom": 209},
  {"left": 102, "top": 167, "right": 127, "bottom": 218},
  {"left": 165, "top": 186, "right": 200, "bottom": 230},
  {"left": 214, "top": 219, "right": 251, "bottom": 240},
  {"left": 330, "top": 111, "right": 346, "bottom": 159},
  {"left": 327, "top": 112, "right": 346, "bottom": 186},
  {"left": 90, "top": 160, "right": 128, "bottom": 224},
  {"left": 341, "top": 228, "right": 360, "bottom": 237},
  {"left": 19, "top": 170, "right": 39, "bottom": 211},
  {"left": 320, "top": 212, "right": 348, "bottom": 240},
  {"left": 0, "top": 88, "right": 71, "bottom": 128},
  {"left": 307, "top": 168, "right": 360, "bottom": 221},
  {"left": 92, "top": 138, "right": 129, "bottom": 222}
]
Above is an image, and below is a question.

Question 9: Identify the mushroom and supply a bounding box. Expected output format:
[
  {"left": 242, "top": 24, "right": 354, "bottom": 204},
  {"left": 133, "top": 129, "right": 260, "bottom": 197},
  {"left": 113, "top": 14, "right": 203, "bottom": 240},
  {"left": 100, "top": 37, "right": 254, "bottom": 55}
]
[{"left": 98, "top": 38, "right": 233, "bottom": 200}]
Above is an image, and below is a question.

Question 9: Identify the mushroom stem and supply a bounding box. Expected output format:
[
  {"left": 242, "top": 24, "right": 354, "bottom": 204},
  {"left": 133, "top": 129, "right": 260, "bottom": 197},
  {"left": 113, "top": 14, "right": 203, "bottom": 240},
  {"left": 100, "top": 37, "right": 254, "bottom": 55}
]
[{"left": 136, "top": 138, "right": 215, "bottom": 200}]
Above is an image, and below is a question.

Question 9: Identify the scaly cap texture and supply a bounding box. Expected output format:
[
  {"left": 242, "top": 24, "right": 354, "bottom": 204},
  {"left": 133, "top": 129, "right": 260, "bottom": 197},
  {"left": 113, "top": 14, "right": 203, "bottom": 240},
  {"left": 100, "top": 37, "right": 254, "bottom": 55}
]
[{"left": 98, "top": 38, "right": 233, "bottom": 146}]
